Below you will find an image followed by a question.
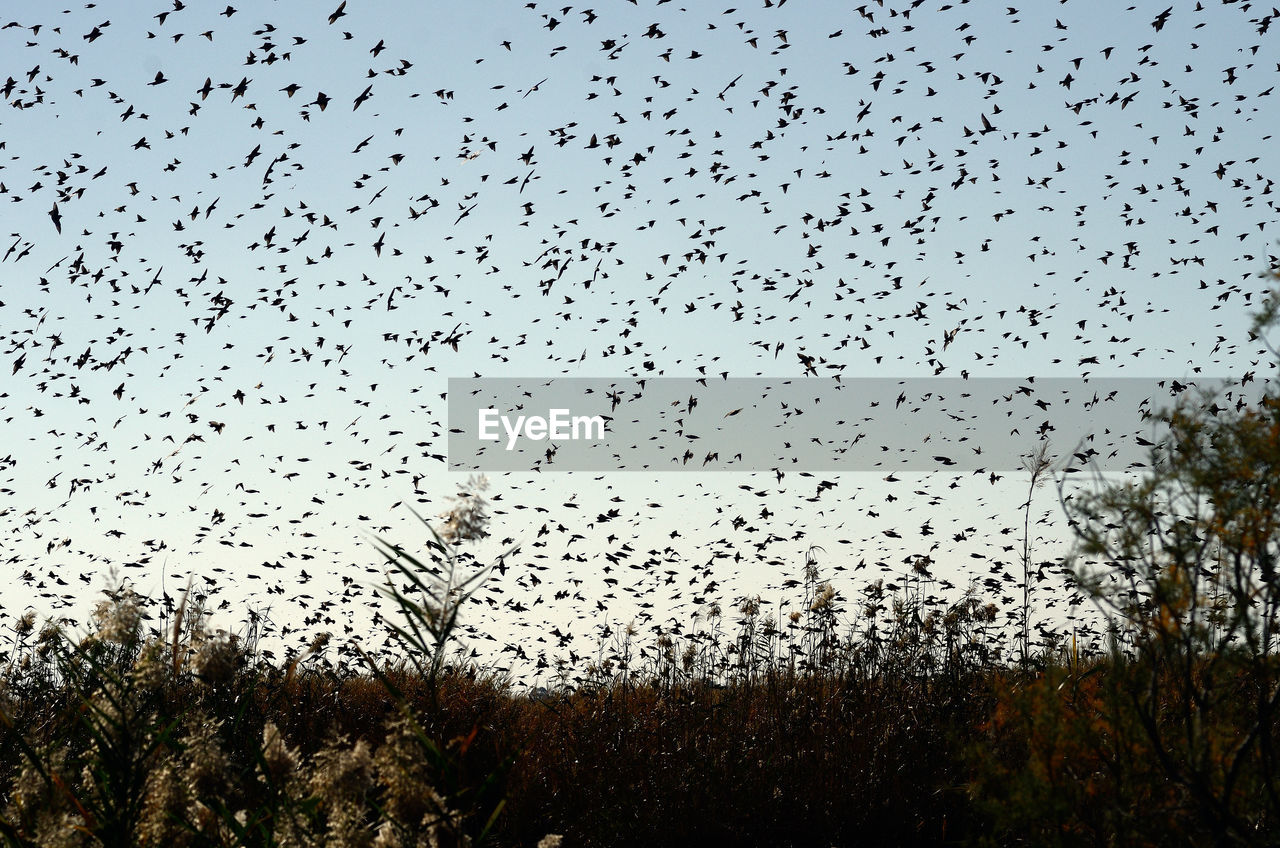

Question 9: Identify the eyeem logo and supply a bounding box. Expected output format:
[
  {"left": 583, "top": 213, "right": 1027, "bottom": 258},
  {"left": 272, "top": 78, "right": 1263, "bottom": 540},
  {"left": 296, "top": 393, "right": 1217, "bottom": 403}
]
[
  {"left": 478, "top": 408, "right": 607, "bottom": 450},
  {"left": 450, "top": 376, "right": 1250, "bottom": 472}
]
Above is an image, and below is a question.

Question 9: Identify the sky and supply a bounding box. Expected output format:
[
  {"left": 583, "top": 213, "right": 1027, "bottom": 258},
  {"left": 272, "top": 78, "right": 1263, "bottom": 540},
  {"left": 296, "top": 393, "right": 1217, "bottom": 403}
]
[{"left": 0, "top": 0, "right": 1278, "bottom": 683}]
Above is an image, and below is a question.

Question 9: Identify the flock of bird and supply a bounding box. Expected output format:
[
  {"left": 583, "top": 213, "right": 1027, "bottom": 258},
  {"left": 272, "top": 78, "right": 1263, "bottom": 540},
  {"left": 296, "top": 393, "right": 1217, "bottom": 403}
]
[{"left": 0, "top": 0, "right": 1278, "bottom": 681}]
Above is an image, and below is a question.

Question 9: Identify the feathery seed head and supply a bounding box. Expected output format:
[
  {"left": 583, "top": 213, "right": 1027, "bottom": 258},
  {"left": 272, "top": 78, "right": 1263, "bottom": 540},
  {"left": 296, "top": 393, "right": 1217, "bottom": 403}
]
[{"left": 438, "top": 474, "right": 491, "bottom": 545}]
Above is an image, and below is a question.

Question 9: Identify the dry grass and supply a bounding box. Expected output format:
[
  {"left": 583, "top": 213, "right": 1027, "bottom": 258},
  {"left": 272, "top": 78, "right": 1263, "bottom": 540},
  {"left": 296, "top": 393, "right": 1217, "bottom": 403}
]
[
  {"left": 4, "top": 559, "right": 1280, "bottom": 847},
  {"left": 7, "top": 444, "right": 1280, "bottom": 846},
  {"left": 0, "top": 569, "right": 1004, "bottom": 848}
]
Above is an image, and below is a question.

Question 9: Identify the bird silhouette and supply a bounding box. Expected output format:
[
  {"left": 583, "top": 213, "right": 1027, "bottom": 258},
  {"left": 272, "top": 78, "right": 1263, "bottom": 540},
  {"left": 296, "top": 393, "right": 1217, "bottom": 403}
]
[{"left": 0, "top": 0, "right": 1274, "bottom": 678}]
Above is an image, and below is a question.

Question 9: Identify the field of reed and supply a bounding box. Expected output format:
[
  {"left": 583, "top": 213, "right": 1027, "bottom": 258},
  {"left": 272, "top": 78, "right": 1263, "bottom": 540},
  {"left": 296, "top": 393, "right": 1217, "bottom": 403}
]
[
  {"left": 0, "top": 553, "right": 1017, "bottom": 848},
  {"left": 5, "top": 458, "right": 1280, "bottom": 848}
]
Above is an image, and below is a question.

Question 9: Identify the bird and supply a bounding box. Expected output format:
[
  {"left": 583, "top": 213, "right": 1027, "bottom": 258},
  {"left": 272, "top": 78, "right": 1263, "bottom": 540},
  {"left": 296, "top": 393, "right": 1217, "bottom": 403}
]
[{"left": 0, "top": 0, "right": 1274, "bottom": 684}]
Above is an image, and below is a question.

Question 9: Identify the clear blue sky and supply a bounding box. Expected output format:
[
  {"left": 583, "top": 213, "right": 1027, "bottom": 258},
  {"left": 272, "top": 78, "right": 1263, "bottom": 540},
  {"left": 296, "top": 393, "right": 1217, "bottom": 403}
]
[{"left": 1, "top": 0, "right": 1277, "bottom": 680}]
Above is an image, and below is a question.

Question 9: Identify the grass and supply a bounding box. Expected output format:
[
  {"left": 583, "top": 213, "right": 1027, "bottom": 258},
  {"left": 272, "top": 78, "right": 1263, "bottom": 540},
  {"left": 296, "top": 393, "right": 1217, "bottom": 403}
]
[
  {"left": 5, "top": 445, "right": 1280, "bottom": 846},
  {"left": 0, "top": 550, "right": 1277, "bottom": 846},
  {"left": 0, "top": 560, "right": 1008, "bottom": 848}
]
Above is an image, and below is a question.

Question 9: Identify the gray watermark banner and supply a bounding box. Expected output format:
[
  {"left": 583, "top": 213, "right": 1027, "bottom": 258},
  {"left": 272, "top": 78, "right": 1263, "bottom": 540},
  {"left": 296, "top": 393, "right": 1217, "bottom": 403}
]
[{"left": 447, "top": 377, "right": 1256, "bottom": 472}]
